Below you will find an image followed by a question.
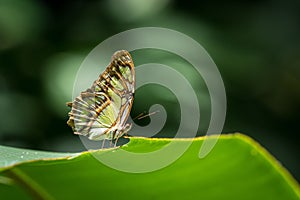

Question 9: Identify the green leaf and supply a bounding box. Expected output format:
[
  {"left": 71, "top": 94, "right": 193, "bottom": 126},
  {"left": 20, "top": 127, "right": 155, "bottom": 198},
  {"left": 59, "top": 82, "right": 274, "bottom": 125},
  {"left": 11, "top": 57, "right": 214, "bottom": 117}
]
[{"left": 0, "top": 133, "right": 299, "bottom": 200}]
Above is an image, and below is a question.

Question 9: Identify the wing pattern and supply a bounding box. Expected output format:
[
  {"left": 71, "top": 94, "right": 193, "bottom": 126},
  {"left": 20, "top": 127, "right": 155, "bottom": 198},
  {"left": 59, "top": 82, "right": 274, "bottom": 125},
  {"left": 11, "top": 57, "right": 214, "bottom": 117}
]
[{"left": 67, "top": 50, "right": 135, "bottom": 140}]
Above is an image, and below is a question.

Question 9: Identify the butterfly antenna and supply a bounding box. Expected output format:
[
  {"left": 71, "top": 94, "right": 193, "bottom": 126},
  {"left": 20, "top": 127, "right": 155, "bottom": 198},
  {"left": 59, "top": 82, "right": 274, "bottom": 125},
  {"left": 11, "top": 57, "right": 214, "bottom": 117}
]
[
  {"left": 133, "top": 112, "right": 145, "bottom": 120},
  {"left": 101, "top": 139, "right": 106, "bottom": 149},
  {"left": 133, "top": 110, "right": 160, "bottom": 121},
  {"left": 137, "top": 110, "right": 160, "bottom": 120}
]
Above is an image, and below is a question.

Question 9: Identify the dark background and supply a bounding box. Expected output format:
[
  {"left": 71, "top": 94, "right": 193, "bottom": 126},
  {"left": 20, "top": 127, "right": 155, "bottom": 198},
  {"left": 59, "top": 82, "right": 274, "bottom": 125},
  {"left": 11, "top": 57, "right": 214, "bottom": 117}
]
[{"left": 0, "top": 0, "right": 299, "bottom": 181}]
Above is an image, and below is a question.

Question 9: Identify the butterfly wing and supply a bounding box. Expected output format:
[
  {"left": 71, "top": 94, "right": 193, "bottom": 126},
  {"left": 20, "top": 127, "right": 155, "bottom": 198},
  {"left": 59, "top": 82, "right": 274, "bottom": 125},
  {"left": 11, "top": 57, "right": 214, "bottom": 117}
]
[{"left": 67, "top": 50, "right": 135, "bottom": 140}]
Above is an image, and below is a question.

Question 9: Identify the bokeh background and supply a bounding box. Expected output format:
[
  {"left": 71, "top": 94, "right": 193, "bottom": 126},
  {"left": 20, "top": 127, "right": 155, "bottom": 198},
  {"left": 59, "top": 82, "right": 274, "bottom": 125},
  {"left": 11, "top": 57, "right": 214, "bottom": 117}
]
[{"left": 0, "top": 0, "right": 299, "bottom": 181}]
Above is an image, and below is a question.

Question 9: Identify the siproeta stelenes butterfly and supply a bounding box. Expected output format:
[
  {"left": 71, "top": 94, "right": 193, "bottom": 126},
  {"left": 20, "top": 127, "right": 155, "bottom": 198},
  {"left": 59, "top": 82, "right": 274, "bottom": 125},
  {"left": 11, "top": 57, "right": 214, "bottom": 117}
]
[{"left": 66, "top": 50, "right": 135, "bottom": 144}]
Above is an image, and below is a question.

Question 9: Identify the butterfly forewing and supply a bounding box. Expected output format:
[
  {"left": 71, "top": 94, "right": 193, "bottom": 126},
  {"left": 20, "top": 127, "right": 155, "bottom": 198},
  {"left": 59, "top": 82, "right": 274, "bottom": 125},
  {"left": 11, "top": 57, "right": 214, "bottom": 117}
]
[{"left": 67, "top": 50, "right": 135, "bottom": 141}]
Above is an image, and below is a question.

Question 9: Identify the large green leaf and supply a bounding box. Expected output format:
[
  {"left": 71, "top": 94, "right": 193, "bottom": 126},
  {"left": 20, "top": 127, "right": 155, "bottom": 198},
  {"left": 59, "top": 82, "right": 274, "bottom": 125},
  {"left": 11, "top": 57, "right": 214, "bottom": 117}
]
[{"left": 0, "top": 134, "right": 299, "bottom": 200}]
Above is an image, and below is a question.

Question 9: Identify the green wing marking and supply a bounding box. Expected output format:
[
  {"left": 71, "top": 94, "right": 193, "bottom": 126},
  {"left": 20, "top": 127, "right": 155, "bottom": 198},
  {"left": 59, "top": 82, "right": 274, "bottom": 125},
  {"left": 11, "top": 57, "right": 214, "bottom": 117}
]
[{"left": 67, "top": 50, "right": 135, "bottom": 141}]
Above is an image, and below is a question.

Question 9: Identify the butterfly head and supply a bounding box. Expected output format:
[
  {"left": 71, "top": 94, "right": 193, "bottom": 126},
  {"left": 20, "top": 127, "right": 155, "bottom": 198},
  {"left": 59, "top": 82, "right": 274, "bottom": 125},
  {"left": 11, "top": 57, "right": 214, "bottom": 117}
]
[{"left": 115, "top": 123, "right": 132, "bottom": 139}]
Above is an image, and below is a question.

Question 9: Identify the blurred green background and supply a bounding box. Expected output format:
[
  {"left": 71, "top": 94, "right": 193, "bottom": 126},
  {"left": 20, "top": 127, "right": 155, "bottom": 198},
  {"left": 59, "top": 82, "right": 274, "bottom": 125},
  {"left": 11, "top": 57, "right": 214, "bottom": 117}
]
[{"left": 0, "top": 0, "right": 299, "bottom": 182}]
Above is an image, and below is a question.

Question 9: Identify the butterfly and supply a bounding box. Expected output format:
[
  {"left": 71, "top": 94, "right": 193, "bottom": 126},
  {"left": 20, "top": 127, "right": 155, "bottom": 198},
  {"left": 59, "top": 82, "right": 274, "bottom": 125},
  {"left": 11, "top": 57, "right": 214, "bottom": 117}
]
[{"left": 66, "top": 50, "right": 135, "bottom": 146}]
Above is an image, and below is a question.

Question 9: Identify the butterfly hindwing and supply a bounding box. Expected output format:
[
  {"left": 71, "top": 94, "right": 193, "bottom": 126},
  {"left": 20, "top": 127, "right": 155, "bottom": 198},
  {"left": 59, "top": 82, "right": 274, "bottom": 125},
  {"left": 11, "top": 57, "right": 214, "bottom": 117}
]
[{"left": 67, "top": 50, "right": 135, "bottom": 141}]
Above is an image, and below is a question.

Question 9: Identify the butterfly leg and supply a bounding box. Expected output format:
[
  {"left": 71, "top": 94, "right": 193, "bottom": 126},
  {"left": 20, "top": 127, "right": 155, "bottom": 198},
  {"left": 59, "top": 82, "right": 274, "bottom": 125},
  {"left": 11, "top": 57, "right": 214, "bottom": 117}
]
[
  {"left": 101, "top": 139, "right": 106, "bottom": 149},
  {"left": 111, "top": 129, "right": 118, "bottom": 147},
  {"left": 114, "top": 136, "right": 119, "bottom": 148},
  {"left": 123, "top": 123, "right": 132, "bottom": 137}
]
